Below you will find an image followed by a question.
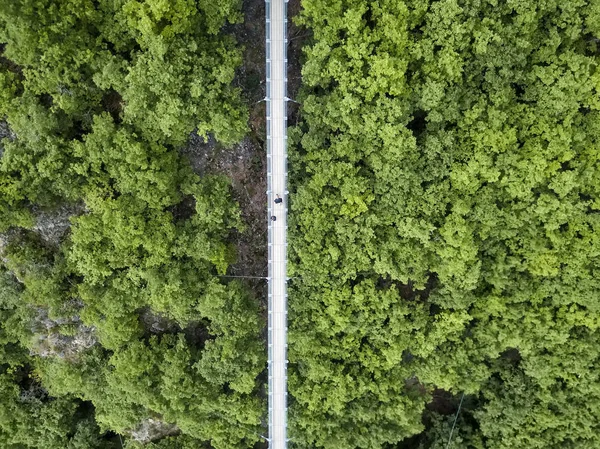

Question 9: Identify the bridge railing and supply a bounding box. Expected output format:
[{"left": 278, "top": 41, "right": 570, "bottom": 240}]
[{"left": 266, "top": 0, "right": 288, "bottom": 447}]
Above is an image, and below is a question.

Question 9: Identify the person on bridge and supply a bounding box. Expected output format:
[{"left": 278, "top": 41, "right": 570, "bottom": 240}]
[
  {"left": 271, "top": 215, "right": 277, "bottom": 221},
  {"left": 274, "top": 194, "right": 283, "bottom": 204}
]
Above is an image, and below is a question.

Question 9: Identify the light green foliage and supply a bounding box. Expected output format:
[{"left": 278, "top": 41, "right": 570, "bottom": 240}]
[
  {"left": 0, "top": 90, "right": 73, "bottom": 228},
  {"left": 71, "top": 114, "right": 183, "bottom": 207},
  {"left": 291, "top": 0, "right": 600, "bottom": 447},
  {"left": 0, "top": 0, "right": 107, "bottom": 117},
  {"left": 116, "top": 36, "right": 247, "bottom": 146},
  {"left": 289, "top": 280, "right": 428, "bottom": 448},
  {"left": 0, "top": 0, "right": 263, "bottom": 448},
  {"left": 95, "top": 0, "right": 247, "bottom": 146},
  {"left": 0, "top": 0, "right": 247, "bottom": 144}
]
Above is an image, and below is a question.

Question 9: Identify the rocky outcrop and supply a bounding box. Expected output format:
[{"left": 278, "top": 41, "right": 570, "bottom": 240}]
[
  {"left": 138, "top": 307, "right": 181, "bottom": 335},
  {"left": 30, "top": 307, "right": 98, "bottom": 360},
  {"left": 31, "top": 202, "right": 85, "bottom": 246},
  {"left": 0, "top": 232, "right": 10, "bottom": 266},
  {"left": 0, "top": 120, "right": 15, "bottom": 158},
  {"left": 129, "top": 418, "right": 180, "bottom": 444}
]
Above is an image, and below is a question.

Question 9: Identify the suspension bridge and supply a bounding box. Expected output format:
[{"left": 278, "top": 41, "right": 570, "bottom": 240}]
[{"left": 266, "top": 0, "right": 289, "bottom": 448}]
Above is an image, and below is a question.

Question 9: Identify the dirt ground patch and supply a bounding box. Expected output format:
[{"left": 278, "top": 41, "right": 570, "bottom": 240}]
[
  {"left": 181, "top": 0, "right": 309, "bottom": 314},
  {"left": 233, "top": 0, "right": 267, "bottom": 138},
  {"left": 287, "top": 0, "right": 308, "bottom": 127},
  {"left": 182, "top": 0, "right": 272, "bottom": 308},
  {"left": 181, "top": 132, "right": 268, "bottom": 278}
]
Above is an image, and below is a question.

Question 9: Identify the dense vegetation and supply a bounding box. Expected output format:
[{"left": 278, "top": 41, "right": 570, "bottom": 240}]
[
  {"left": 289, "top": 0, "right": 600, "bottom": 448},
  {"left": 3, "top": 0, "right": 600, "bottom": 448},
  {"left": 0, "top": 1, "right": 265, "bottom": 448}
]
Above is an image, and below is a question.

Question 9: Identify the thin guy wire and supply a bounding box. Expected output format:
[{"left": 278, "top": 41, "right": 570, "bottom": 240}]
[
  {"left": 445, "top": 392, "right": 465, "bottom": 449},
  {"left": 218, "top": 275, "right": 268, "bottom": 280},
  {"left": 217, "top": 271, "right": 396, "bottom": 282}
]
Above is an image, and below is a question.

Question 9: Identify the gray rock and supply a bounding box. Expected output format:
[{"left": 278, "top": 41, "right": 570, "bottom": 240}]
[
  {"left": 138, "top": 307, "right": 181, "bottom": 335},
  {"left": 129, "top": 418, "right": 180, "bottom": 444},
  {"left": 30, "top": 307, "right": 98, "bottom": 360},
  {"left": 31, "top": 202, "right": 85, "bottom": 246},
  {"left": 0, "top": 233, "right": 9, "bottom": 266},
  {"left": 0, "top": 120, "right": 15, "bottom": 158}
]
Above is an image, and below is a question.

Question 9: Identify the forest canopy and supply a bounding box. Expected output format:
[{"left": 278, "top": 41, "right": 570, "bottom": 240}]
[
  {"left": 0, "top": 1, "right": 265, "bottom": 448},
  {"left": 288, "top": 0, "right": 600, "bottom": 448},
  {"left": 2, "top": 0, "right": 600, "bottom": 448}
]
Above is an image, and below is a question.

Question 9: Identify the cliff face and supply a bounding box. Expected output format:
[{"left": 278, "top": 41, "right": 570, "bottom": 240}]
[
  {"left": 31, "top": 202, "right": 85, "bottom": 247},
  {"left": 0, "top": 200, "right": 92, "bottom": 360},
  {"left": 29, "top": 306, "right": 97, "bottom": 360}
]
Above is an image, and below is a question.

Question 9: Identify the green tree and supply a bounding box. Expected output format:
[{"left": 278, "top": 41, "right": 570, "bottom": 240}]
[
  {"left": 290, "top": 0, "right": 600, "bottom": 447},
  {"left": 0, "top": 1, "right": 262, "bottom": 447}
]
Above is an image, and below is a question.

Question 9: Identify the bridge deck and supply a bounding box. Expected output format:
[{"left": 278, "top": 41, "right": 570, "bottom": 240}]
[{"left": 266, "top": 1, "right": 288, "bottom": 448}]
